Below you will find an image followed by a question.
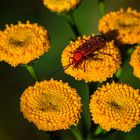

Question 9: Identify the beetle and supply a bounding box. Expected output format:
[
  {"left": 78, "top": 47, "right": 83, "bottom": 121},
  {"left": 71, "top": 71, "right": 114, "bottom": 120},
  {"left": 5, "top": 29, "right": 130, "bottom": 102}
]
[{"left": 69, "top": 35, "right": 106, "bottom": 70}]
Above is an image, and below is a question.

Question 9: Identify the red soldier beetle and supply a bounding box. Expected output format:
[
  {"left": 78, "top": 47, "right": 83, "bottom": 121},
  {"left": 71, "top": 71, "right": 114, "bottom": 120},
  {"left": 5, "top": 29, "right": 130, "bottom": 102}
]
[{"left": 69, "top": 35, "right": 106, "bottom": 71}]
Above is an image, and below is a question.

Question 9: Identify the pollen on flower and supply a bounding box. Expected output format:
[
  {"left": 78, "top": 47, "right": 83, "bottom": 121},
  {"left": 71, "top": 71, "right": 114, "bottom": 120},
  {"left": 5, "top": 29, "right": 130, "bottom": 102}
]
[
  {"left": 98, "top": 7, "right": 140, "bottom": 45},
  {"left": 61, "top": 35, "right": 121, "bottom": 83},
  {"left": 89, "top": 82, "right": 140, "bottom": 132},
  {"left": 20, "top": 79, "right": 82, "bottom": 131},
  {"left": 130, "top": 46, "right": 140, "bottom": 79},
  {"left": 43, "top": 0, "right": 81, "bottom": 13},
  {"left": 0, "top": 21, "right": 50, "bottom": 67}
]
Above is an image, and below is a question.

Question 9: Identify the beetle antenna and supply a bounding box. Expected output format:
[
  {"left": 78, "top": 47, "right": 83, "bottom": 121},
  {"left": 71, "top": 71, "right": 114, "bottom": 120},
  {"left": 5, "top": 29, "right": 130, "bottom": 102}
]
[{"left": 47, "top": 63, "right": 72, "bottom": 78}]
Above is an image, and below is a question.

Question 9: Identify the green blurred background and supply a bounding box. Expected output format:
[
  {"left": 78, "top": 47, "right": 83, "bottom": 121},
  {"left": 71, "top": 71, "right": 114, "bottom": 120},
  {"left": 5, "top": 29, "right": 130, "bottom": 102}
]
[{"left": 0, "top": 0, "right": 140, "bottom": 140}]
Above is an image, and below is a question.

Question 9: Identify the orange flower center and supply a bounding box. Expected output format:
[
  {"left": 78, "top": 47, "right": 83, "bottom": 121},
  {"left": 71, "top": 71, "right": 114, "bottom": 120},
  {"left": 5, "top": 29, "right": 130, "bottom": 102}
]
[
  {"left": 9, "top": 38, "right": 25, "bottom": 47},
  {"left": 109, "top": 101, "right": 122, "bottom": 110}
]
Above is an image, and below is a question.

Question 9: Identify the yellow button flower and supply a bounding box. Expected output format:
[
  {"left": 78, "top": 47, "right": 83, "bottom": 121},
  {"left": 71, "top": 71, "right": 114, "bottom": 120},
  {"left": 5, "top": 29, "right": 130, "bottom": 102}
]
[
  {"left": 20, "top": 79, "right": 82, "bottom": 131},
  {"left": 43, "top": 0, "right": 81, "bottom": 13},
  {"left": 61, "top": 35, "right": 121, "bottom": 82},
  {"left": 130, "top": 46, "right": 140, "bottom": 79},
  {"left": 99, "top": 8, "right": 140, "bottom": 45},
  {"left": 90, "top": 82, "right": 140, "bottom": 132},
  {"left": 0, "top": 21, "right": 50, "bottom": 67}
]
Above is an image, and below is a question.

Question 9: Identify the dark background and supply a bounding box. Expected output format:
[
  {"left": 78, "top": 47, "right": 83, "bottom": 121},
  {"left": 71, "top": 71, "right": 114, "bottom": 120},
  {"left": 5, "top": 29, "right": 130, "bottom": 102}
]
[{"left": 0, "top": 0, "right": 140, "bottom": 140}]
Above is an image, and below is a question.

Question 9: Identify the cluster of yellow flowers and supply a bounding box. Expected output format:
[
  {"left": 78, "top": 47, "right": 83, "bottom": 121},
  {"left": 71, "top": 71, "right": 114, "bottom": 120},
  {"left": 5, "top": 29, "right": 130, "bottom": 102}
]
[
  {"left": 20, "top": 79, "right": 82, "bottom": 131},
  {"left": 90, "top": 82, "right": 140, "bottom": 132},
  {"left": 0, "top": 21, "right": 50, "bottom": 67},
  {"left": 43, "top": 0, "right": 81, "bottom": 13},
  {"left": 130, "top": 46, "right": 140, "bottom": 79},
  {"left": 1, "top": 0, "right": 140, "bottom": 135},
  {"left": 99, "top": 8, "right": 140, "bottom": 45}
]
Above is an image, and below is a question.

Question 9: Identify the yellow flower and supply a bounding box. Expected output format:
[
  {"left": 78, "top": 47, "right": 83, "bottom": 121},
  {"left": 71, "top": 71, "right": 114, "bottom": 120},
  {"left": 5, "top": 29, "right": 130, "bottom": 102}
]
[
  {"left": 130, "top": 46, "right": 140, "bottom": 79},
  {"left": 20, "top": 79, "right": 82, "bottom": 131},
  {"left": 61, "top": 35, "right": 121, "bottom": 82},
  {"left": 89, "top": 82, "right": 140, "bottom": 132},
  {"left": 0, "top": 21, "right": 50, "bottom": 67},
  {"left": 99, "top": 8, "right": 140, "bottom": 45},
  {"left": 43, "top": 0, "right": 81, "bottom": 13}
]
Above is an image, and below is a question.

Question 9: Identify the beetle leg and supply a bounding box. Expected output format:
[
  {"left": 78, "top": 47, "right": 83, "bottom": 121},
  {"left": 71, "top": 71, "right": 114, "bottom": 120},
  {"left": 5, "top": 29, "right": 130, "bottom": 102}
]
[
  {"left": 88, "top": 54, "right": 103, "bottom": 61},
  {"left": 83, "top": 60, "right": 87, "bottom": 72},
  {"left": 96, "top": 50, "right": 112, "bottom": 57},
  {"left": 96, "top": 50, "right": 115, "bottom": 61}
]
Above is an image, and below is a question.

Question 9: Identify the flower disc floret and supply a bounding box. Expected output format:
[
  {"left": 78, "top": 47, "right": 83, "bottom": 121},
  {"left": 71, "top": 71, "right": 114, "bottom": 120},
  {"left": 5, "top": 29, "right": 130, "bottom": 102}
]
[
  {"left": 130, "top": 46, "right": 140, "bottom": 79},
  {"left": 61, "top": 35, "right": 121, "bottom": 82},
  {"left": 20, "top": 79, "right": 82, "bottom": 131},
  {"left": 90, "top": 82, "right": 140, "bottom": 132},
  {"left": 0, "top": 21, "right": 50, "bottom": 67},
  {"left": 43, "top": 0, "right": 80, "bottom": 13},
  {"left": 99, "top": 8, "right": 140, "bottom": 44}
]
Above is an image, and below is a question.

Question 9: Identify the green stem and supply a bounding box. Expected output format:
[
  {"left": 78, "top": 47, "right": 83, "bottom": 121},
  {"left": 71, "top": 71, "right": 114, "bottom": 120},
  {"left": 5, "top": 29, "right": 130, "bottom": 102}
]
[
  {"left": 109, "top": 67, "right": 123, "bottom": 83},
  {"left": 70, "top": 126, "right": 83, "bottom": 140},
  {"left": 115, "top": 67, "right": 122, "bottom": 79},
  {"left": 86, "top": 126, "right": 116, "bottom": 140},
  {"left": 64, "top": 12, "right": 81, "bottom": 38},
  {"left": 93, "top": 129, "right": 116, "bottom": 139},
  {"left": 127, "top": 47, "right": 135, "bottom": 55},
  {"left": 24, "top": 64, "right": 38, "bottom": 81},
  {"left": 98, "top": 0, "right": 105, "bottom": 17},
  {"left": 94, "top": 125, "right": 103, "bottom": 135}
]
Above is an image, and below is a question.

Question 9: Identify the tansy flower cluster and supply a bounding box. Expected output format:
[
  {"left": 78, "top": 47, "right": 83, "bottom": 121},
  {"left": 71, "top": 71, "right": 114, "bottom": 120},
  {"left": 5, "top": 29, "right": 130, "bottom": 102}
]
[
  {"left": 130, "top": 46, "right": 140, "bottom": 79},
  {"left": 99, "top": 8, "right": 140, "bottom": 45},
  {"left": 20, "top": 79, "right": 82, "bottom": 131},
  {"left": 43, "top": 0, "right": 81, "bottom": 13},
  {"left": 1, "top": 0, "right": 140, "bottom": 137},
  {"left": 61, "top": 35, "right": 121, "bottom": 82},
  {"left": 90, "top": 82, "right": 140, "bottom": 132},
  {"left": 0, "top": 21, "right": 50, "bottom": 67}
]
